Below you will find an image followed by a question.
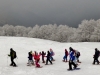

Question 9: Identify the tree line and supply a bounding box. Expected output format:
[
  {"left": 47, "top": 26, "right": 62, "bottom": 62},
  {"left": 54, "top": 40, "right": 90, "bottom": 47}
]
[{"left": 0, "top": 19, "right": 100, "bottom": 42}]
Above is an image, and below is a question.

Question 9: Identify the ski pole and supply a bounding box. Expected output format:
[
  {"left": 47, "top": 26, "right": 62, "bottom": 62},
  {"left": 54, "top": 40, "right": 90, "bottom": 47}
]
[{"left": 7, "top": 56, "right": 8, "bottom": 66}]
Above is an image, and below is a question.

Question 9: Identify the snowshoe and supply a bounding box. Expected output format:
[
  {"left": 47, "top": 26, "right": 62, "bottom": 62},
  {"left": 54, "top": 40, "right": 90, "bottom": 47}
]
[
  {"left": 78, "top": 61, "right": 81, "bottom": 63},
  {"left": 73, "top": 68, "right": 81, "bottom": 70},
  {"left": 45, "top": 64, "right": 48, "bottom": 65},
  {"left": 42, "top": 61, "right": 45, "bottom": 63},
  {"left": 10, "top": 64, "right": 13, "bottom": 66},
  {"left": 62, "top": 60, "right": 65, "bottom": 62},
  {"left": 52, "top": 59, "right": 55, "bottom": 61},
  {"left": 13, "top": 65, "right": 17, "bottom": 67},
  {"left": 35, "top": 66, "right": 43, "bottom": 68},
  {"left": 45, "top": 63, "right": 53, "bottom": 65},
  {"left": 67, "top": 69, "right": 73, "bottom": 71}
]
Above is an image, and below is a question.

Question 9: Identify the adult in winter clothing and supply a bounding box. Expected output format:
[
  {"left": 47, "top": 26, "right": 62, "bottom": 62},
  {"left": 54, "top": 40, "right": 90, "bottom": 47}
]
[
  {"left": 8, "top": 48, "right": 17, "bottom": 67},
  {"left": 93, "top": 48, "right": 100, "bottom": 64},
  {"left": 50, "top": 48, "right": 55, "bottom": 61},
  {"left": 63, "top": 49, "right": 68, "bottom": 62},
  {"left": 27, "top": 51, "right": 34, "bottom": 65},
  {"left": 68, "top": 47, "right": 77, "bottom": 70},
  {"left": 41, "top": 51, "right": 46, "bottom": 63},
  {"left": 45, "top": 51, "right": 52, "bottom": 65}
]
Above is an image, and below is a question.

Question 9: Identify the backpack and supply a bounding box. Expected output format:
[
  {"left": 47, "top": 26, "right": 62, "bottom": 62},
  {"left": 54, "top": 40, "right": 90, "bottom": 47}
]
[
  {"left": 13, "top": 51, "right": 17, "bottom": 58},
  {"left": 52, "top": 52, "right": 55, "bottom": 56},
  {"left": 77, "top": 52, "right": 80, "bottom": 56}
]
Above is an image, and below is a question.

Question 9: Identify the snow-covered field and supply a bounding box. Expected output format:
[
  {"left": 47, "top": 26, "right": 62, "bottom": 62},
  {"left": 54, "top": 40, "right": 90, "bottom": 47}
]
[{"left": 0, "top": 36, "right": 100, "bottom": 75}]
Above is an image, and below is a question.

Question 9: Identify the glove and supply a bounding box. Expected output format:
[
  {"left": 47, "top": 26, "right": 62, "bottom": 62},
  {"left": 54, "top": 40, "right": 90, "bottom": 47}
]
[{"left": 8, "top": 54, "right": 10, "bottom": 56}]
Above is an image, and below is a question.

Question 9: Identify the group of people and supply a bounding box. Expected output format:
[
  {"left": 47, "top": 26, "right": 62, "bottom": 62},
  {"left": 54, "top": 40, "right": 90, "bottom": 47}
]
[
  {"left": 62, "top": 47, "right": 81, "bottom": 70},
  {"left": 8, "top": 47, "right": 100, "bottom": 70},
  {"left": 8, "top": 48, "right": 55, "bottom": 67}
]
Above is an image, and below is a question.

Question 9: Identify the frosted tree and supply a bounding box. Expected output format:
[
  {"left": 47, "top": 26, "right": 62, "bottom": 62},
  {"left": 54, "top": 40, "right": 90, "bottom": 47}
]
[
  {"left": 90, "top": 19, "right": 100, "bottom": 41},
  {"left": 25, "top": 27, "right": 32, "bottom": 37},
  {"left": 54, "top": 25, "right": 73, "bottom": 42},
  {"left": 76, "top": 19, "right": 96, "bottom": 42},
  {"left": 14, "top": 26, "right": 27, "bottom": 37},
  {"left": 28, "top": 25, "right": 40, "bottom": 38},
  {"left": 2, "top": 24, "right": 15, "bottom": 36},
  {"left": 39, "top": 24, "right": 57, "bottom": 39},
  {"left": 0, "top": 26, "right": 4, "bottom": 36},
  {"left": 39, "top": 25, "right": 49, "bottom": 39},
  {"left": 67, "top": 28, "right": 77, "bottom": 42},
  {"left": 49, "top": 24, "right": 58, "bottom": 41}
]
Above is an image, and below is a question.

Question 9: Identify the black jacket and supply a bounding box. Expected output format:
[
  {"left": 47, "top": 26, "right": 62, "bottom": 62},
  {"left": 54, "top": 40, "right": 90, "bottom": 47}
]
[
  {"left": 47, "top": 51, "right": 51, "bottom": 59},
  {"left": 94, "top": 50, "right": 99, "bottom": 58}
]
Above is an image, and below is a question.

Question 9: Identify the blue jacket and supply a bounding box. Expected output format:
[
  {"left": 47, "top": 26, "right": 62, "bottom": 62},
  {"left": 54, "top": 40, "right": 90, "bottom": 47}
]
[
  {"left": 69, "top": 51, "right": 75, "bottom": 61},
  {"left": 50, "top": 51, "right": 54, "bottom": 56}
]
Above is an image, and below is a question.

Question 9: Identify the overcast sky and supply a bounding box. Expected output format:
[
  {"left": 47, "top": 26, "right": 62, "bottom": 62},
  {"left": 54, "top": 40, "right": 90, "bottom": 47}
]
[{"left": 0, "top": 0, "right": 100, "bottom": 27}]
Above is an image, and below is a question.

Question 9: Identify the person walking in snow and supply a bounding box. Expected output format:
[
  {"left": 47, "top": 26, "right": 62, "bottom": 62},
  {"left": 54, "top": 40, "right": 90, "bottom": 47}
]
[
  {"left": 93, "top": 48, "right": 100, "bottom": 65},
  {"left": 63, "top": 49, "right": 68, "bottom": 62},
  {"left": 41, "top": 51, "right": 46, "bottom": 63},
  {"left": 8, "top": 48, "right": 17, "bottom": 67},
  {"left": 50, "top": 48, "right": 55, "bottom": 61},
  {"left": 75, "top": 50, "right": 81, "bottom": 63},
  {"left": 33, "top": 51, "right": 41, "bottom": 67},
  {"left": 45, "top": 51, "right": 52, "bottom": 65},
  {"left": 68, "top": 47, "right": 77, "bottom": 70},
  {"left": 27, "top": 51, "right": 34, "bottom": 66}
]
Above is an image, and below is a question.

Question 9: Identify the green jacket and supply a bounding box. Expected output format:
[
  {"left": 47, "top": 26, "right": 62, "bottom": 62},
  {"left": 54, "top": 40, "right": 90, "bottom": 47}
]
[{"left": 8, "top": 51, "right": 15, "bottom": 58}]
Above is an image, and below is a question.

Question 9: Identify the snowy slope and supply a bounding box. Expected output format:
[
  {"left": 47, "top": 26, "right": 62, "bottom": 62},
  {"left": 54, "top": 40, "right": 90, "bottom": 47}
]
[{"left": 0, "top": 36, "right": 100, "bottom": 75}]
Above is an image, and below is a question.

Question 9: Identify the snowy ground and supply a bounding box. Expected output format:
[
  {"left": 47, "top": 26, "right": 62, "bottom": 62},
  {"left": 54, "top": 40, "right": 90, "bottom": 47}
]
[{"left": 0, "top": 36, "right": 100, "bottom": 75}]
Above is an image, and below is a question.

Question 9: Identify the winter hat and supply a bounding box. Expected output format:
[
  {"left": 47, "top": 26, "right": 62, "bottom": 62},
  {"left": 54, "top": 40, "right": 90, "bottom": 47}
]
[
  {"left": 50, "top": 48, "right": 52, "bottom": 51},
  {"left": 10, "top": 48, "right": 13, "bottom": 51},
  {"left": 30, "top": 51, "right": 32, "bottom": 53},
  {"left": 65, "top": 49, "right": 67, "bottom": 51},
  {"left": 95, "top": 48, "right": 97, "bottom": 51},
  {"left": 69, "top": 47, "right": 73, "bottom": 51}
]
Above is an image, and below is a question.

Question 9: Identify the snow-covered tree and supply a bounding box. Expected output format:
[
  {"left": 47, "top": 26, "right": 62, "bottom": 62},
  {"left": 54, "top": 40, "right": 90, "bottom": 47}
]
[
  {"left": 76, "top": 19, "right": 96, "bottom": 42},
  {"left": 28, "top": 25, "right": 40, "bottom": 38},
  {"left": 2, "top": 24, "right": 15, "bottom": 36},
  {"left": 90, "top": 19, "right": 100, "bottom": 41},
  {"left": 54, "top": 25, "right": 74, "bottom": 42},
  {"left": 14, "top": 26, "right": 27, "bottom": 37}
]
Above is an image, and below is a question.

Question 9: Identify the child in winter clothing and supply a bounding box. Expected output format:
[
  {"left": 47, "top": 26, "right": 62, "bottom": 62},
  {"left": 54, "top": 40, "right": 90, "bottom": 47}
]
[
  {"left": 27, "top": 51, "right": 34, "bottom": 65},
  {"left": 50, "top": 48, "right": 55, "bottom": 61},
  {"left": 63, "top": 49, "right": 68, "bottom": 62},
  {"left": 41, "top": 51, "right": 46, "bottom": 63},
  {"left": 75, "top": 50, "right": 81, "bottom": 63},
  {"left": 45, "top": 51, "right": 52, "bottom": 65},
  {"left": 33, "top": 51, "right": 41, "bottom": 67}
]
